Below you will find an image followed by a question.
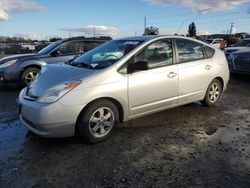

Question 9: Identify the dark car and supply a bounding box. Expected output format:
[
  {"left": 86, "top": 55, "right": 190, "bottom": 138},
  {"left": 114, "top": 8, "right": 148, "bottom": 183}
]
[
  {"left": 228, "top": 49, "right": 250, "bottom": 74},
  {"left": 0, "top": 36, "right": 111, "bottom": 86},
  {"left": 0, "top": 44, "right": 31, "bottom": 54},
  {"left": 224, "top": 38, "right": 250, "bottom": 58}
]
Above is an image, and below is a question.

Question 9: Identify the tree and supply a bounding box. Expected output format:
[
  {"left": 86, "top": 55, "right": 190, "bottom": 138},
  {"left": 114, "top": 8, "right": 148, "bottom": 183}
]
[
  {"left": 143, "top": 26, "right": 159, "bottom": 35},
  {"left": 188, "top": 22, "right": 197, "bottom": 38}
]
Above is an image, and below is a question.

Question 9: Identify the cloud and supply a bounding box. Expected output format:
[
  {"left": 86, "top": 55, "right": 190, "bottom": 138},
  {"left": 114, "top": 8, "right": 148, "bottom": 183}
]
[
  {"left": 0, "top": 0, "right": 46, "bottom": 21},
  {"left": 198, "top": 30, "right": 210, "bottom": 35},
  {"left": 148, "top": 0, "right": 249, "bottom": 13},
  {"left": 60, "top": 25, "right": 120, "bottom": 37}
]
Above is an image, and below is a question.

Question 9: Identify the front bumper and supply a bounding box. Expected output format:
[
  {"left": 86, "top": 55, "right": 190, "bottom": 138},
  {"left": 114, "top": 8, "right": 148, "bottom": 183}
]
[
  {"left": 0, "top": 67, "right": 19, "bottom": 84},
  {"left": 228, "top": 60, "right": 250, "bottom": 74},
  {"left": 18, "top": 89, "right": 85, "bottom": 138}
]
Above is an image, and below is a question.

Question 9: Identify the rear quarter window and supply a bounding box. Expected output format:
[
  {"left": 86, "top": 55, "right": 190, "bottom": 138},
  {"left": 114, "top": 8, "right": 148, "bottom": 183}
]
[{"left": 203, "top": 45, "right": 215, "bottom": 58}]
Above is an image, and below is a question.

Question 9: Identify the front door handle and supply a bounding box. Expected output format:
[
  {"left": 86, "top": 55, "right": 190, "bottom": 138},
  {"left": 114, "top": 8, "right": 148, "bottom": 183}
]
[
  {"left": 167, "top": 72, "right": 177, "bottom": 78},
  {"left": 205, "top": 65, "right": 212, "bottom": 70}
]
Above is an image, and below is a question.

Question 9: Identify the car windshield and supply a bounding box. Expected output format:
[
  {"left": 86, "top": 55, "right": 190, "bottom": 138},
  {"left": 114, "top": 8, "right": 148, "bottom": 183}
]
[
  {"left": 73, "top": 40, "right": 142, "bottom": 69},
  {"left": 38, "top": 40, "right": 64, "bottom": 54}
]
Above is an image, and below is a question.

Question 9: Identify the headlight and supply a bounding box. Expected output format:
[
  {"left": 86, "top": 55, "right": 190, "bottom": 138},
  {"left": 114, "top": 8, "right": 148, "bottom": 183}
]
[
  {"left": 0, "top": 59, "right": 17, "bottom": 68},
  {"left": 37, "top": 80, "right": 82, "bottom": 103}
]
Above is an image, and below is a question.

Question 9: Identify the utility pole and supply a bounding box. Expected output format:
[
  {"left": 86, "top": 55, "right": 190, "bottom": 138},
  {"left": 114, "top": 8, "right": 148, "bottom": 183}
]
[
  {"left": 230, "top": 23, "right": 234, "bottom": 35},
  {"left": 93, "top": 26, "right": 96, "bottom": 37},
  {"left": 144, "top": 15, "right": 147, "bottom": 34}
]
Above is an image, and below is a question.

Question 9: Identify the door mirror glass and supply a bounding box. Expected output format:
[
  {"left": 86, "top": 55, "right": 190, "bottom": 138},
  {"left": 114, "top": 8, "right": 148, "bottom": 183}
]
[{"left": 128, "top": 61, "right": 148, "bottom": 73}]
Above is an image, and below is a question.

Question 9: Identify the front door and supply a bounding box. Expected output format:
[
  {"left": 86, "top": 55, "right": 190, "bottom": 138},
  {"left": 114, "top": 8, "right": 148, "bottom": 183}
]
[{"left": 128, "top": 39, "right": 178, "bottom": 117}]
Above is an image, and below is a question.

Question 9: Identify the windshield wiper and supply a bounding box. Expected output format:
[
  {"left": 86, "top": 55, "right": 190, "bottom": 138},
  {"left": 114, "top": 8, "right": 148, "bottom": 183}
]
[{"left": 77, "top": 62, "right": 94, "bottom": 69}]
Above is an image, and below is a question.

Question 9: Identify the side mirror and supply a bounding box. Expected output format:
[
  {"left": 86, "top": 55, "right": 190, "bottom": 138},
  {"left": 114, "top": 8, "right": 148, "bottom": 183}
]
[
  {"left": 51, "top": 50, "right": 61, "bottom": 57},
  {"left": 127, "top": 61, "right": 148, "bottom": 73}
]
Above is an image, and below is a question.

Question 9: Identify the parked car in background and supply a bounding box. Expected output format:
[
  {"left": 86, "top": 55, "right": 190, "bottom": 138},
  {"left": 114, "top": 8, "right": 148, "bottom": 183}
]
[
  {"left": 19, "top": 43, "right": 36, "bottom": 51},
  {"left": 228, "top": 49, "right": 250, "bottom": 74},
  {"left": 0, "top": 44, "right": 31, "bottom": 54},
  {"left": 206, "top": 38, "right": 224, "bottom": 49},
  {"left": 224, "top": 38, "right": 250, "bottom": 58},
  {"left": 0, "top": 36, "right": 111, "bottom": 86},
  {"left": 34, "top": 42, "right": 51, "bottom": 52},
  {"left": 18, "top": 35, "right": 229, "bottom": 143}
]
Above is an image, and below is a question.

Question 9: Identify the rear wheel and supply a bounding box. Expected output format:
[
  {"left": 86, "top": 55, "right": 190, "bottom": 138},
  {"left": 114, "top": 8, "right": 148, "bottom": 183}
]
[
  {"left": 21, "top": 67, "right": 40, "bottom": 86},
  {"left": 77, "top": 100, "right": 119, "bottom": 143},
  {"left": 202, "top": 79, "right": 222, "bottom": 106}
]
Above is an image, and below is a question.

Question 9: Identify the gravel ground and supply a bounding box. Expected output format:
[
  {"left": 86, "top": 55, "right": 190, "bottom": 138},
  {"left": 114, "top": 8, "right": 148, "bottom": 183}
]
[{"left": 0, "top": 74, "right": 250, "bottom": 188}]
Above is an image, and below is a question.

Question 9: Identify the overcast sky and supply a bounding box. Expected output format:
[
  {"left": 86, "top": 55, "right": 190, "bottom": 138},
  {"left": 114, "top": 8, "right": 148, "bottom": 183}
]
[{"left": 0, "top": 0, "right": 250, "bottom": 39}]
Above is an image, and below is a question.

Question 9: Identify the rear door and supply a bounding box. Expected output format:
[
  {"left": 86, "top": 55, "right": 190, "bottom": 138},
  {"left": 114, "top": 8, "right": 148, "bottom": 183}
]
[
  {"left": 128, "top": 39, "right": 178, "bottom": 117},
  {"left": 175, "top": 39, "right": 215, "bottom": 104}
]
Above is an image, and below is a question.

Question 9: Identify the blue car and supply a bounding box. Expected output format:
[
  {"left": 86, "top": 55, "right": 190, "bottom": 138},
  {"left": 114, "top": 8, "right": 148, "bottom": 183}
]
[
  {"left": 228, "top": 49, "right": 250, "bottom": 74},
  {"left": 0, "top": 36, "right": 111, "bottom": 86}
]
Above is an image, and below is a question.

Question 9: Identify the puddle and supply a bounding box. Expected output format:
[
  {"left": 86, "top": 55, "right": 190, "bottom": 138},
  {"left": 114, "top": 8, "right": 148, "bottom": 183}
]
[
  {"left": 0, "top": 120, "right": 28, "bottom": 160},
  {"left": 206, "top": 125, "right": 245, "bottom": 144}
]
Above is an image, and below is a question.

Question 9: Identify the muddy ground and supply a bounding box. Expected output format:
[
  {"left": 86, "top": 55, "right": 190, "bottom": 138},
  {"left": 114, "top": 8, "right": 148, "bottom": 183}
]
[{"left": 0, "top": 74, "right": 250, "bottom": 188}]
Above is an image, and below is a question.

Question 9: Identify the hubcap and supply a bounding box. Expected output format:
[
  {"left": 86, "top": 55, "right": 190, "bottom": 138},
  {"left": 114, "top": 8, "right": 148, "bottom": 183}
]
[
  {"left": 25, "top": 71, "right": 38, "bottom": 85},
  {"left": 208, "top": 83, "right": 220, "bottom": 103},
  {"left": 89, "top": 107, "right": 114, "bottom": 138}
]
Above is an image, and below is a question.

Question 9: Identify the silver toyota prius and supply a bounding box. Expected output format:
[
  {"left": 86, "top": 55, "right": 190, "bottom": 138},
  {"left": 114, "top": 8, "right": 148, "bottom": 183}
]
[{"left": 18, "top": 35, "right": 230, "bottom": 143}]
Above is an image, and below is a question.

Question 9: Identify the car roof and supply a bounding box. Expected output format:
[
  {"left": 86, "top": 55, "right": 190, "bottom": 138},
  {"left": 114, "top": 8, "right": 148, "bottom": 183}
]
[
  {"left": 63, "top": 36, "right": 112, "bottom": 42},
  {"left": 113, "top": 35, "right": 210, "bottom": 46}
]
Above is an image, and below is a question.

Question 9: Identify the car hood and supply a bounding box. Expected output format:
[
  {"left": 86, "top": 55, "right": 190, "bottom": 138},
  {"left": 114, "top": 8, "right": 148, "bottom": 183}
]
[
  {"left": 0, "top": 53, "right": 46, "bottom": 64},
  {"left": 232, "top": 48, "right": 250, "bottom": 56},
  {"left": 224, "top": 46, "right": 250, "bottom": 52},
  {"left": 27, "top": 64, "right": 95, "bottom": 98}
]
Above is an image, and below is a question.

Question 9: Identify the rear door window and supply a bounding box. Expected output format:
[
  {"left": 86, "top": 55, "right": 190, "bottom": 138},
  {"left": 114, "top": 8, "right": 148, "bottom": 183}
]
[
  {"left": 176, "top": 39, "right": 204, "bottom": 63},
  {"left": 84, "top": 41, "right": 105, "bottom": 52},
  {"left": 56, "top": 41, "right": 84, "bottom": 55}
]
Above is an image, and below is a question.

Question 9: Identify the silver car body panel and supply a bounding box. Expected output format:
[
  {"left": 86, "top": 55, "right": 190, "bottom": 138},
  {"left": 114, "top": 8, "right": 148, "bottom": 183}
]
[{"left": 19, "top": 36, "right": 230, "bottom": 138}]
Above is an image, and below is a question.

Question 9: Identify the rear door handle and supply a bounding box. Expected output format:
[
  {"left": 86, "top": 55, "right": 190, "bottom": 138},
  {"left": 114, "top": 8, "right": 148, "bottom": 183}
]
[
  {"left": 205, "top": 65, "right": 212, "bottom": 70},
  {"left": 167, "top": 72, "right": 177, "bottom": 78}
]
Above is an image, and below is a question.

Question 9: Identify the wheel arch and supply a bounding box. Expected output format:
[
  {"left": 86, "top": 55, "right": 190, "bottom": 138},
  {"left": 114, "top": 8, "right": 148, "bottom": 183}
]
[
  {"left": 75, "top": 97, "right": 125, "bottom": 131},
  {"left": 214, "top": 76, "right": 224, "bottom": 90},
  {"left": 19, "top": 59, "right": 46, "bottom": 77}
]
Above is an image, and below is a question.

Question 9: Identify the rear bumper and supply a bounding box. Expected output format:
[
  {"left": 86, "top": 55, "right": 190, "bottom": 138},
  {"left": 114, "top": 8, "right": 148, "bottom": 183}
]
[{"left": 18, "top": 89, "right": 86, "bottom": 138}]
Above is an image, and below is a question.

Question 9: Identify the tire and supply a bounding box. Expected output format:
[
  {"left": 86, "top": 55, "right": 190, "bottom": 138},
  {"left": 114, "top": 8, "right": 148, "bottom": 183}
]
[
  {"left": 20, "top": 67, "right": 40, "bottom": 87},
  {"left": 202, "top": 79, "right": 222, "bottom": 106},
  {"left": 77, "top": 100, "right": 119, "bottom": 144}
]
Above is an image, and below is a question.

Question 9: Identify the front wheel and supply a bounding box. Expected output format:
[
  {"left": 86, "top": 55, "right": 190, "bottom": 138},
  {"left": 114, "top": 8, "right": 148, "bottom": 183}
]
[
  {"left": 77, "top": 100, "right": 119, "bottom": 143},
  {"left": 202, "top": 79, "right": 222, "bottom": 106},
  {"left": 20, "top": 67, "right": 40, "bottom": 86}
]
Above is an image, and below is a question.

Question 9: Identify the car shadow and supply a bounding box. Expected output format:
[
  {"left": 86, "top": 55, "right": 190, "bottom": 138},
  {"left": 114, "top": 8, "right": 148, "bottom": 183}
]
[
  {"left": 0, "top": 84, "right": 22, "bottom": 91},
  {"left": 230, "top": 73, "right": 250, "bottom": 84}
]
